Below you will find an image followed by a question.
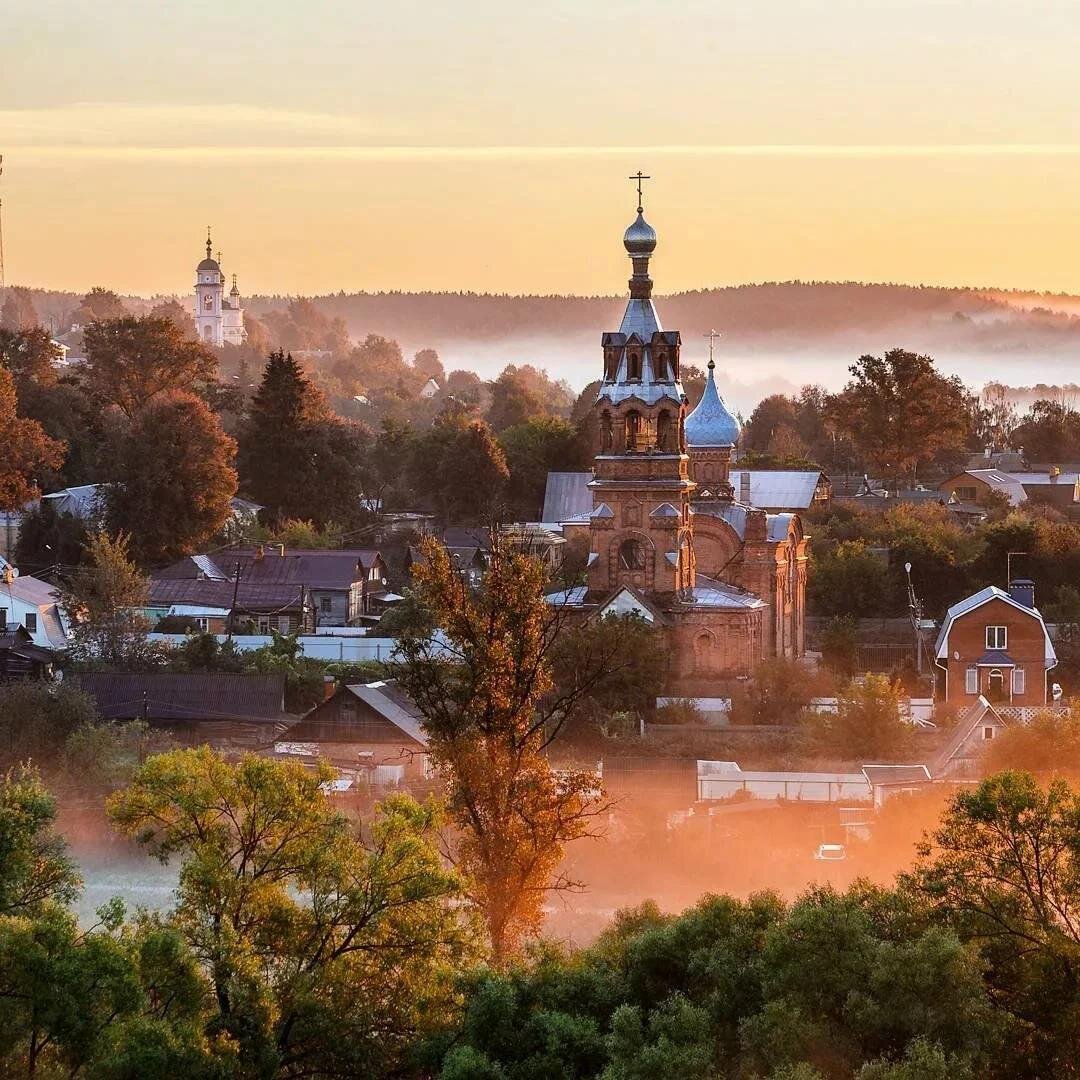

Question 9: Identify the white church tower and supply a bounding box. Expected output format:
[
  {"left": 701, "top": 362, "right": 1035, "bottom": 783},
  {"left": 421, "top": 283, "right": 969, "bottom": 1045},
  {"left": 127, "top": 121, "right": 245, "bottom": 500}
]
[{"left": 193, "top": 228, "right": 245, "bottom": 347}]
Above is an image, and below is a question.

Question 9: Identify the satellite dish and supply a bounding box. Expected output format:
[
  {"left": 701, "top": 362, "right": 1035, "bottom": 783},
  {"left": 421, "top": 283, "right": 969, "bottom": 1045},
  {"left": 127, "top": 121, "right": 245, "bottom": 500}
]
[{"left": 953, "top": 650, "right": 960, "bottom": 661}]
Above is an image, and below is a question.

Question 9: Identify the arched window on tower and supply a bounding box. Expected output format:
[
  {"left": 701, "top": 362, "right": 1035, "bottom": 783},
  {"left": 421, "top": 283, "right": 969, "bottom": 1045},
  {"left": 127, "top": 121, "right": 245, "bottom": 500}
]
[
  {"left": 626, "top": 349, "right": 642, "bottom": 381},
  {"left": 619, "top": 537, "right": 647, "bottom": 571},
  {"left": 654, "top": 349, "right": 668, "bottom": 380},
  {"left": 656, "top": 409, "right": 672, "bottom": 452},
  {"left": 604, "top": 348, "right": 620, "bottom": 381},
  {"left": 600, "top": 410, "right": 613, "bottom": 452},
  {"left": 625, "top": 410, "right": 643, "bottom": 452}
]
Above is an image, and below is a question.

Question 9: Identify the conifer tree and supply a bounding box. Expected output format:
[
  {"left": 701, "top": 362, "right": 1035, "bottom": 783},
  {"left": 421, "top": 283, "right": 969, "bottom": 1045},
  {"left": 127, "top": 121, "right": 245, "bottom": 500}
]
[{"left": 239, "top": 350, "right": 367, "bottom": 525}]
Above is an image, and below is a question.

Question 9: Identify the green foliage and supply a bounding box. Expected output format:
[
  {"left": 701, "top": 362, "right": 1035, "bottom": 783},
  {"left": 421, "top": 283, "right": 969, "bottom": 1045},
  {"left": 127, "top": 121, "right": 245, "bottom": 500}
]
[
  {"left": 108, "top": 748, "right": 470, "bottom": 1076},
  {"left": 809, "top": 541, "right": 893, "bottom": 618},
  {"left": 806, "top": 675, "right": 913, "bottom": 760},
  {"left": 63, "top": 721, "right": 169, "bottom": 794},
  {"left": 821, "top": 616, "right": 859, "bottom": 678},
  {"left": 60, "top": 531, "right": 166, "bottom": 669},
  {"left": 499, "top": 416, "right": 589, "bottom": 519},
  {"left": 552, "top": 614, "right": 669, "bottom": 721},
  {"left": 0, "top": 682, "right": 100, "bottom": 769},
  {"left": 729, "top": 658, "right": 825, "bottom": 726},
  {"left": 0, "top": 766, "right": 80, "bottom": 917},
  {"left": 13, "top": 501, "right": 89, "bottom": 572}
]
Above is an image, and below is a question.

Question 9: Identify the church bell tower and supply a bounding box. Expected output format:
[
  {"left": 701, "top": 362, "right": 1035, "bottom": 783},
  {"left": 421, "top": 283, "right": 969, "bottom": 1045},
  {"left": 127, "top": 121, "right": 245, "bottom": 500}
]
[
  {"left": 194, "top": 227, "right": 225, "bottom": 346},
  {"left": 587, "top": 175, "right": 696, "bottom": 600}
]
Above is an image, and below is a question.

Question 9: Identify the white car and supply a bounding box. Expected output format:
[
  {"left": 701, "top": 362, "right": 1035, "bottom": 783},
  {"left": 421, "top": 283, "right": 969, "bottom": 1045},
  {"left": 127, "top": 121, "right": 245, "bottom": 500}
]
[{"left": 814, "top": 844, "right": 847, "bottom": 862}]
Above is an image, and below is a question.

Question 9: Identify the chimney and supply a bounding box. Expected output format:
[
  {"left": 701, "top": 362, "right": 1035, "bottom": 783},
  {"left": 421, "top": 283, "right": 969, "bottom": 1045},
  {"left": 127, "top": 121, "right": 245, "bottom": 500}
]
[
  {"left": 739, "top": 471, "right": 751, "bottom": 505},
  {"left": 1009, "top": 578, "right": 1035, "bottom": 609}
]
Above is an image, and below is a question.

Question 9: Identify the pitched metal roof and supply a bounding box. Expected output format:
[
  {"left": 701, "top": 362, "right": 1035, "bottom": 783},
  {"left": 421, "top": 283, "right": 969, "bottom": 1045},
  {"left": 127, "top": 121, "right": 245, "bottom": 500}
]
[
  {"left": 930, "top": 696, "right": 1006, "bottom": 776},
  {"left": 861, "top": 764, "right": 932, "bottom": 787},
  {"left": 542, "top": 472, "right": 593, "bottom": 523},
  {"left": 934, "top": 585, "right": 1056, "bottom": 663},
  {"left": 148, "top": 578, "right": 305, "bottom": 610},
  {"left": 736, "top": 471, "right": 823, "bottom": 510},
  {"left": 75, "top": 672, "right": 286, "bottom": 722},
  {"left": 345, "top": 681, "right": 427, "bottom": 745}
]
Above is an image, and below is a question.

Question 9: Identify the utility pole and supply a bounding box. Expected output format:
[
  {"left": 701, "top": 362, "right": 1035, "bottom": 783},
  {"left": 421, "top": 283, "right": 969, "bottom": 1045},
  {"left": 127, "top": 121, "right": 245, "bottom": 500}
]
[{"left": 225, "top": 561, "right": 242, "bottom": 641}]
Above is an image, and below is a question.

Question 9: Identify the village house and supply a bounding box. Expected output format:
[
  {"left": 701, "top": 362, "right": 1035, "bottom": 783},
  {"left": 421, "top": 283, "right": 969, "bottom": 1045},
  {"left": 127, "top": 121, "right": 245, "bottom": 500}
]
[
  {"left": 930, "top": 696, "right": 1010, "bottom": 780},
  {"left": 274, "top": 680, "right": 430, "bottom": 788},
  {"left": 75, "top": 671, "right": 290, "bottom": 748},
  {"left": 0, "top": 567, "right": 67, "bottom": 649},
  {"left": 146, "top": 577, "right": 314, "bottom": 634},
  {"left": 157, "top": 546, "right": 390, "bottom": 626},
  {"left": 938, "top": 468, "right": 1080, "bottom": 510},
  {"left": 934, "top": 580, "right": 1058, "bottom": 705}
]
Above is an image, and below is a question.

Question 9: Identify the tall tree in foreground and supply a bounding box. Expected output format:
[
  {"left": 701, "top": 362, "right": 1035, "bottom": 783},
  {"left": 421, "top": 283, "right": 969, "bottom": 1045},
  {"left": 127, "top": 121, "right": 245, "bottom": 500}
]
[
  {"left": 908, "top": 771, "right": 1080, "bottom": 1075},
  {"left": 106, "top": 391, "right": 238, "bottom": 564},
  {"left": 108, "top": 749, "right": 469, "bottom": 1076},
  {"left": 395, "top": 537, "right": 628, "bottom": 961},
  {"left": 0, "top": 367, "right": 65, "bottom": 510},
  {"left": 83, "top": 315, "right": 218, "bottom": 417},
  {"left": 0, "top": 326, "right": 60, "bottom": 388},
  {"left": 828, "top": 348, "right": 971, "bottom": 486}
]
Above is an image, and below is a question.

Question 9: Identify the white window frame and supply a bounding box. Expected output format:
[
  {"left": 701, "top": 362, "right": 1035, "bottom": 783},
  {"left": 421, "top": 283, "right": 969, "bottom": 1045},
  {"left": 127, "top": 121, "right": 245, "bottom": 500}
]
[
  {"left": 965, "top": 666, "right": 978, "bottom": 694},
  {"left": 1013, "top": 667, "right": 1026, "bottom": 696},
  {"left": 986, "top": 625, "right": 1008, "bottom": 650}
]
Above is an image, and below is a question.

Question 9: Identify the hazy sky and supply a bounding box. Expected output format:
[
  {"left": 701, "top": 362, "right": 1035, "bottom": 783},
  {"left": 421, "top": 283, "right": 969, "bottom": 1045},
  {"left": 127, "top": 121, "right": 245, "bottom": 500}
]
[{"left": 7, "top": 0, "right": 1080, "bottom": 296}]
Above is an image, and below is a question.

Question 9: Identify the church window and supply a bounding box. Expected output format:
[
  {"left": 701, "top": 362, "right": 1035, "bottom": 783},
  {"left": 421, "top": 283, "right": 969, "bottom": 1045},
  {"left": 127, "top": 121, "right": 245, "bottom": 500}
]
[
  {"left": 625, "top": 410, "right": 643, "bottom": 451},
  {"left": 693, "top": 631, "right": 714, "bottom": 672},
  {"left": 203, "top": 294, "right": 214, "bottom": 310},
  {"left": 604, "top": 348, "right": 619, "bottom": 381},
  {"left": 600, "top": 411, "right": 614, "bottom": 452},
  {"left": 619, "top": 538, "right": 647, "bottom": 571},
  {"left": 656, "top": 410, "right": 672, "bottom": 451},
  {"left": 654, "top": 349, "right": 668, "bottom": 379},
  {"left": 627, "top": 350, "right": 642, "bottom": 381}
]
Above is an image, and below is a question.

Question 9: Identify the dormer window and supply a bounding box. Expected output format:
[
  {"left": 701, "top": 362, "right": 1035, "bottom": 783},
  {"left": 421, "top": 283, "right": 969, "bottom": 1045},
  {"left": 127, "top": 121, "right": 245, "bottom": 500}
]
[
  {"left": 654, "top": 350, "right": 668, "bottom": 379},
  {"left": 626, "top": 350, "right": 642, "bottom": 381}
]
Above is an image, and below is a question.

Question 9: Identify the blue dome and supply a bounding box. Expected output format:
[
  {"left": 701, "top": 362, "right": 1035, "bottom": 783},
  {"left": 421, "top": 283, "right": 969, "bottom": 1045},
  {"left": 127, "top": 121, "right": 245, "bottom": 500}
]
[{"left": 685, "top": 365, "right": 740, "bottom": 447}]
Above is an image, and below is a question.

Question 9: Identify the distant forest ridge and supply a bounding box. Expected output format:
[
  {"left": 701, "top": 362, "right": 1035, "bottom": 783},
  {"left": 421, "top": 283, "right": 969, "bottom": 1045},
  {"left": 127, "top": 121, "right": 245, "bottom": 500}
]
[
  {"left": 17, "top": 279, "right": 1080, "bottom": 358},
  {"left": 240, "top": 281, "right": 1080, "bottom": 346}
]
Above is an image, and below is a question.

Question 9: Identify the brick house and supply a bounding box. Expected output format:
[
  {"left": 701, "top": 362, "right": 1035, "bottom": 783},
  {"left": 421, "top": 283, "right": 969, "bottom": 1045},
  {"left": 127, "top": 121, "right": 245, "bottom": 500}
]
[{"left": 934, "top": 581, "right": 1057, "bottom": 705}]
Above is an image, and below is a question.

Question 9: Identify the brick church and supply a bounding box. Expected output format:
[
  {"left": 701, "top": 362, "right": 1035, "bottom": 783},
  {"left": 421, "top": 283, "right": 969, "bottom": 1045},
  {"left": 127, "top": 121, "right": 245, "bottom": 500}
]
[{"left": 550, "top": 191, "right": 808, "bottom": 694}]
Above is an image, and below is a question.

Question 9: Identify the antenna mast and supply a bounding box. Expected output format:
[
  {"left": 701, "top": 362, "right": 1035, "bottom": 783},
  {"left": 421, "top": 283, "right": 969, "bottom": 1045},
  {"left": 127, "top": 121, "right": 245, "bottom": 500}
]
[{"left": 0, "top": 154, "right": 5, "bottom": 290}]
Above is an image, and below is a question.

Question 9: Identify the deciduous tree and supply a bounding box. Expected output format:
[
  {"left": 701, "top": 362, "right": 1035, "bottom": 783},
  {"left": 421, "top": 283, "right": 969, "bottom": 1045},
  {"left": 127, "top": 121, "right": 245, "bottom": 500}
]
[
  {"left": 106, "top": 391, "right": 237, "bottom": 563},
  {"left": 108, "top": 749, "right": 469, "bottom": 1075},
  {"left": 829, "top": 349, "right": 971, "bottom": 486},
  {"left": 0, "top": 287, "right": 39, "bottom": 332},
  {"left": 395, "top": 537, "right": 624, "bottom": 961},
  {"left": 0, "top": 367, "right": 65, "bottom": 510},
  {"left": 59, "top": 532, "right": 161, "bottom": 668},
  {"left": 83, "top": 315, "right": 218, "bottom": 417}
]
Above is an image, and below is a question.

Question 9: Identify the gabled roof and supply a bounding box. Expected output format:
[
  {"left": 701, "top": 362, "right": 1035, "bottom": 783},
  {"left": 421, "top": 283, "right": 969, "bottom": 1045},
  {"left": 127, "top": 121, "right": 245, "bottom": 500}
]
[
  {"left": 861, "top": 764, "right": 932, "bottom": 788},
  {"left": 75, "top": 672, "right": 287, "bottom": 722},
  {"left": 344, "top": 681, "right": 428, "bottom": 745},
  {"left": 736, "top": 471, "right": 824, "bottom": 510},
  {"left": 930, "top": 696, "right": 1007, "bottom": 776},
  {"left": 148, "top": 578, "right": 306, "bottom": 611},
  {"left": 955, "top": 470, "right": 1028, "bottom": 506},
  {"left": 595, "top": 584, "right": 668, "bottom": 625},
  {"left": 934, "top": 585, "right": 1056, "bottom": 664}
]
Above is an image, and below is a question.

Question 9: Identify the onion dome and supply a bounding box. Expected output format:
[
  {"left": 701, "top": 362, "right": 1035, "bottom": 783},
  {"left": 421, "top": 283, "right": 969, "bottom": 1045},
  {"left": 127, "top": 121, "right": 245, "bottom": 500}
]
[
  {"left": 198, "top": 230, "right": 220, "bottom": 272},
  {"left": 623, "top": 211, "right": 657, "bottom": 256},
  {"left": 685, "top": 360, "right": 740, "bottom": 447}
]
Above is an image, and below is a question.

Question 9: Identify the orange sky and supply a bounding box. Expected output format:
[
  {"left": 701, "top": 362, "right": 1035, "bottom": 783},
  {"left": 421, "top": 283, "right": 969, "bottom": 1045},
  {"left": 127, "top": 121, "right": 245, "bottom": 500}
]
[{"left": 7, "top": 1, "right": 1080, "bottom": 297}]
